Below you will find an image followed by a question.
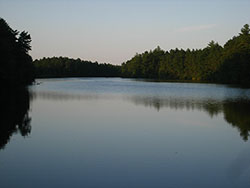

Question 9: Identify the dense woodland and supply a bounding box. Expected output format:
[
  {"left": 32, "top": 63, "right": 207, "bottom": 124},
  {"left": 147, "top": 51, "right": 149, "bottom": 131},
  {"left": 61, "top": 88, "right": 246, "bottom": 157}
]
[
  {"left": 32, "top": 24, "right": 250, "bottom": 86},
  {"left": 1, "top": 17, "right": 250, "bottom": 86},
  {"left": 121, "top": 24, "right": 250, "bottom": 85},
  {"left": 0, "top": 18, "right": 34, "bottom": 86},
  {"left": 34, "top": 57, "right": 120, "bottom": 78}
]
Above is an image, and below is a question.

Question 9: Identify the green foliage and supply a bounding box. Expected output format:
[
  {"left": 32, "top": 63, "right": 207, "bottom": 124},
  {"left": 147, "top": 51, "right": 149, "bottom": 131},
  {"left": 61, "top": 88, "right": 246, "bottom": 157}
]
[
  {"left": 121, "top": 46, "right": 165, "bottom": 79},
  {"left": 34, "top": 57, "right": 121, "bottom": 78},
  {"left": 217, "top": 27, "right": 250, "bottom": 85},
  {"left": 121, "top": 24, "right": 250, "bottom": 86},
  {"left": 0, "top": 18, "right": 34, "bottom": 85},
  {"left": 240, "top": 24, "right": 250, "bottom": 36}
]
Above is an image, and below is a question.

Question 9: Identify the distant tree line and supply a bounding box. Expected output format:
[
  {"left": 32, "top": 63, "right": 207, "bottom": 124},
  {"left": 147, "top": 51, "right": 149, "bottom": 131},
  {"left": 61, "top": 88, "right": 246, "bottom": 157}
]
[
  {"left": 121, "top": 24, "right": 250, "bottom": 86},
  {"left": 0, "top": 18, "right": 34, "bottom": 86},
  {"left": 33, "top": 57, "right": 121, "bottom": 78}
]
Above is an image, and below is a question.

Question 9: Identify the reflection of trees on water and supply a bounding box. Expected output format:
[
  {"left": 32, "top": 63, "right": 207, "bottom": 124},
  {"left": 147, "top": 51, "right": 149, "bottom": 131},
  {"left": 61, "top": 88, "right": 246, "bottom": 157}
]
[
  {"left": 30, "top": 89, "right": 250, "bottom": 141},
  {"left": 223, "top": 99, "right": 250, "bottom": 141},
  {"left": 31, "top": 90, "right": 99, "bottom": 101},
  {"left": 127, "top": 95, "right": 250, "bottom": 141},
  {"left": 128, "top": 96, "right": 224, "bottom": 117},
  {"left": 0, "top": 87, "right": 31, "bottom": 149}
]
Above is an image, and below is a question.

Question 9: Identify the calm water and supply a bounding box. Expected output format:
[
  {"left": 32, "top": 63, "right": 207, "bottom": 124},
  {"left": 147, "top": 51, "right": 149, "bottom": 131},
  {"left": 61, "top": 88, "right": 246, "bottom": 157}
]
[{"left": 1, "top": 78, "right": 250, "bottom": 188}]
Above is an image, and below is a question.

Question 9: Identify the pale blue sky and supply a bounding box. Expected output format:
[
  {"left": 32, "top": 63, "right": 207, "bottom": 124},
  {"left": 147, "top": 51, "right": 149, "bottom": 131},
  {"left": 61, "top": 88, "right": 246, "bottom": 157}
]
[{"left": 0, "top": 0, "right": 249, "bottom": 64}]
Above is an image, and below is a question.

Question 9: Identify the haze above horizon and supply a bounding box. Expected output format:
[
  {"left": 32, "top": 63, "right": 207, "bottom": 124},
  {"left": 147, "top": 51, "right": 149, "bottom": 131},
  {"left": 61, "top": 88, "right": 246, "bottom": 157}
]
[{"left": 0, "top": 0, "right": 249, "bottom": 65}]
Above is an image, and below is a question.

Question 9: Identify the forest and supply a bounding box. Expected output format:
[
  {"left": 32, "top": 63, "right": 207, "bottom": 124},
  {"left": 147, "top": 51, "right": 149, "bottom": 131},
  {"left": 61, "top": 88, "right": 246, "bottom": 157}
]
[
  {"left": 1, "top": 17, "right": 249, "bottom": 86},
  {"left": 0, "top": 18, "right": 34, "bottom": 86},
  {"left": 121, "top": 24, "right": 250, "bottom": 85},
  {"left": 33, "top": 57, "right": 120, "bottom": 78}
]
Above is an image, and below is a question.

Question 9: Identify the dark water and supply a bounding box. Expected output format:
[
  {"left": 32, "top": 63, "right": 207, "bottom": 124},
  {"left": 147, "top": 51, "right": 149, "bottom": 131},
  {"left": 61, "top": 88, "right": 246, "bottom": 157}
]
[{"left": 1, "top": 78, "right": 250, "bottom": 188}]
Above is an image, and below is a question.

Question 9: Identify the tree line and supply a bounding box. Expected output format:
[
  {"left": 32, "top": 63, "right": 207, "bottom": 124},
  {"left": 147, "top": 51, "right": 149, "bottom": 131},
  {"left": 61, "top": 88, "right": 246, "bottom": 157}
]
[
  {"left": 121, "top": 24, "right": 250, "bottom": 86},
  {"left": 0, "top": 18, "right": 120, "bottom": 83},
  {"left": 0, "top": 18, "right": 34, "bottom": 86},
  {"left": 33, "top": 57, "right": 120, "bottom": 78},
  {"left": 1, "top": 17, "right": 249, "bottom": 86}
]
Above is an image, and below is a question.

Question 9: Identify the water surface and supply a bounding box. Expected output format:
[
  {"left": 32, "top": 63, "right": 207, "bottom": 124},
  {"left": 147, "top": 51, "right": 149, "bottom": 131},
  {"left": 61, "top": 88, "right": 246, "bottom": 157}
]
[{"left": 1, "top": 78, "right": 250, "bottom": 188}]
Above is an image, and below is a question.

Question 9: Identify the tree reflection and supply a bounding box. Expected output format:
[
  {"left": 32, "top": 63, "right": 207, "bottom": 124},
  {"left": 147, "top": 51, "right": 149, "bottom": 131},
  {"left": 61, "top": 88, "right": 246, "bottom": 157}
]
[
  {"left": 29, "top": 88, "right": 250, "bottom": 141},
  {"left": 127, "top": 95, "right": 250, "bottom": 141},
  {"left": 0, "top": 86, "right": 31, "bottom": 149},
  {"left": 223, "top": 99, "right": 250, "bottom": 141}
]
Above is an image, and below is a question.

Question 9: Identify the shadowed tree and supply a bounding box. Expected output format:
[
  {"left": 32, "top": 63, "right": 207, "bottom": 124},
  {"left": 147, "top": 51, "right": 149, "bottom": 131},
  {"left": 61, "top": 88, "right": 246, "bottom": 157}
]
[
  {"left": 18, "top": 31, "right": 32, "bottom": 53},
  {"left": 0, "top": 18, "right": 34, "bottom": 85}
]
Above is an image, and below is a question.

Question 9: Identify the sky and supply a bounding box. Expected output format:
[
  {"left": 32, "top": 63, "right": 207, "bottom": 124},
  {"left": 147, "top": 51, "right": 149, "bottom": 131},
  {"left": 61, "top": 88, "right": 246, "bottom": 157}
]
[{"left": 0, "top": 0, "right": 249, "bottom": 65}]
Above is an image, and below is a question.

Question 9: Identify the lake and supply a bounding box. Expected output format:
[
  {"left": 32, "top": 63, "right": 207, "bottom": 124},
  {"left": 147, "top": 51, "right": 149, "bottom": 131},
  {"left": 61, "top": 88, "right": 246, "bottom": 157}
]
[{"left": 1, "top": 77, "right": 250, "bottom": 188}]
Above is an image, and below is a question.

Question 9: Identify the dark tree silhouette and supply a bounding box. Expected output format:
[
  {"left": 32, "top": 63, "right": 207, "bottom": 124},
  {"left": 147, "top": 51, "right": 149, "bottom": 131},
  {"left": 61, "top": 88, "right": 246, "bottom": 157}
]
[
  {"left": 18, "top": 31, "right": 32, "bottom": 53},
  {"left": 0, "top": 18, "right": 34, "bottom": 86}
]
